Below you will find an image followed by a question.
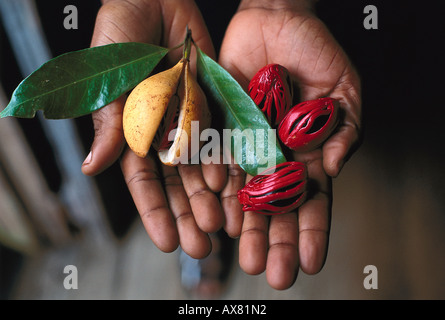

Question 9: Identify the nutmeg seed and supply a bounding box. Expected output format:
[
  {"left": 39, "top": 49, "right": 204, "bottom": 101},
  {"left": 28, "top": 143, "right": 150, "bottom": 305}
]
[
  {"left": 237, "top": 161, "right": 307, "bottom": 215},
  {"left": 278, "top": 97, "right": 339, "bottom": 152},
  {"left": 248, "top": 64, "right": 293, "bottom": 127}
]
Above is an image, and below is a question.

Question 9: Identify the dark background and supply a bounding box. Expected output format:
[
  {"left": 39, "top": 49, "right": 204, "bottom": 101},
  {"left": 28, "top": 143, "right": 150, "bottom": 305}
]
[{"left": 1, "top": 0, "right": 442, "bottom": 299}]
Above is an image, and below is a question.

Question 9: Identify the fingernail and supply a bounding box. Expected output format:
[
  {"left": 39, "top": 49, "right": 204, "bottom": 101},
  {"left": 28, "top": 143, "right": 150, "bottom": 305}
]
[{"left": 83, "top": 151, "right": 92, "bottom": 166}]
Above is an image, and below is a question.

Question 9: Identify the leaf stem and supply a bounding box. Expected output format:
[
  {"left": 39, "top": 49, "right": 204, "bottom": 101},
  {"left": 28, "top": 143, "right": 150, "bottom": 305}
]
[{"left": 183, "top": 26, "right": 192, "bottom": 61}]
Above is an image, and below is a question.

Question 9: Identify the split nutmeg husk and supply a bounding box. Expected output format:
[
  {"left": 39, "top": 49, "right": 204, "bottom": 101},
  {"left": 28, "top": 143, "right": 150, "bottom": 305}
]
[{"left": 123, "top": 38, "right": 211, "bottom": 165}]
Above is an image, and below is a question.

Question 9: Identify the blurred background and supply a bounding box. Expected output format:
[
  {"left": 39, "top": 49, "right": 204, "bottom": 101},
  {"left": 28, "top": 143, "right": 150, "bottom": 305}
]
[{"left": 1, "top": 0, "right": 444, "bottom": 299}]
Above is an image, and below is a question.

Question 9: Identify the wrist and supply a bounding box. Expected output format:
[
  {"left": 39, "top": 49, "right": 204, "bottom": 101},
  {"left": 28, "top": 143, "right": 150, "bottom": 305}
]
[{"left": 239, "top": 0, "right": 317, "bottom": 11}]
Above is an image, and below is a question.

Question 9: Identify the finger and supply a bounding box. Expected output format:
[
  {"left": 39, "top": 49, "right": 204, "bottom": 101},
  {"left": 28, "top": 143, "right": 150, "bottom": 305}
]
[
  {"left": 201, "top": 151, "right": 227, "bottom": 193},
  {"left": 298, "top": 158, "right": 332, "bottom": 274},
  {"left": 324, "top": 75, "right": 362, "bottom": 177},
  {"left": 298, "top": 191, "right": 331, "bottom": 275},
  {"left": 161, "top": 165, "right": 211, "bottom": 259},
  {"left": 121, "top": 149, "right": 179, "bottom": 253},
  {"left": 178, "top": 164, "right": 224, "bottom": 233},
  {"left": 266, "top": 212, "right": 300, "bottom": 290},
  {"left": 202, "top": 163, "right": 227, "bottom": 192},
  {"left": 220, "top": 163, "right": 246, "bottom": 238},
  {"left": 239, "top": 211, "right": 269, "bottom": 275},
  {"left": 323, "top": 122, "right": 360, "bottom": 177},
  {"left": 81, "top": 96, "right": 126, "bottom": 176}
]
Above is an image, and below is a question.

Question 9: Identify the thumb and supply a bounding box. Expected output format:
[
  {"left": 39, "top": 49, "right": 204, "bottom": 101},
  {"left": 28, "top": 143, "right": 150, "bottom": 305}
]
[
  {"left": 81, "top": 96, "right": 126, "bottom": 176},
  {"left": 322, "top": 121, "right": 361, "bottom": 178}
]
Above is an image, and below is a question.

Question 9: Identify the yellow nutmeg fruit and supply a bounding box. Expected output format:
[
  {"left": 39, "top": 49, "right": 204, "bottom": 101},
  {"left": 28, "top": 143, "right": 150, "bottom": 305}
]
[{"left": 122, "top": 58, "right": 211, "bottom": 164}]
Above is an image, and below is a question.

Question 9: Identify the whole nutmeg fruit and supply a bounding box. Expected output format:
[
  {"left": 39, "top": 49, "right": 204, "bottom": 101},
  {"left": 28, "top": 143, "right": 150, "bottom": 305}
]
[
  {"left": 237, "top": 161, "right": 307, "bottom": 215},
  {"left": 278, "top": 97, "right": 339, "bottom": 152},
  {"left": 248, "top": 64, "right": 293, "bottom": 127},
  {"left": 123, "top": 58, "right": 211, "bottom": 165}
]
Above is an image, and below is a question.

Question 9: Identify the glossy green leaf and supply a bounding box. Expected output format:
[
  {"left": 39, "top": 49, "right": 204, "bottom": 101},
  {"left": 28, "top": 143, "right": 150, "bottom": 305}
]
[
  {"left": 196, "top": 47, "right": 286, "bottom": 176},
  {"left": 0, "top": 42, "right": 169, "bottom": 119}
]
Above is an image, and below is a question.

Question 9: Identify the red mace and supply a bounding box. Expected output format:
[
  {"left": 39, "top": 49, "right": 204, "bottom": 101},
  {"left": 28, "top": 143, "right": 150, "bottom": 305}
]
[
  {"left": 237, "top": 161, "right": 307, "bottom": 215},
  {"left": 248, "top": 64, "right": 293, "bottom": 127},
  {"left": 278, "top": 97, "right": 339, "bottom": 152}
]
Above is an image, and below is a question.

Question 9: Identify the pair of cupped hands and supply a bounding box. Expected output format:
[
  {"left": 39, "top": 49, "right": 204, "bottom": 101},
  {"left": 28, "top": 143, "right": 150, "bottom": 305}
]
[{"left": 81, "top": 0, "right": 361, "bottom": 290}]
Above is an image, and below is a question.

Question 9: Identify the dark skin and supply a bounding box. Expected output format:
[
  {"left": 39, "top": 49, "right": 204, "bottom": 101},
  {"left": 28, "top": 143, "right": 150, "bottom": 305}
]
[
  {"left": 82, "top": 0, "right": 361, "bottom": 290},
  {"left": 218, "top": 0, "right": 361, "bottom": 289},
  {"left": 82, "top": 0, "right": 226, "bottom": 259}
]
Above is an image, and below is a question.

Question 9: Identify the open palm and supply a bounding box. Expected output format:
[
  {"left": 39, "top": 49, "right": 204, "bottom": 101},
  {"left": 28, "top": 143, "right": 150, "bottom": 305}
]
[
  {"left": 82, "top": 0, "right": 226, "bottom": 259},
  {"left": 218, "top": 4, "right": 361, "bottom": 289}
]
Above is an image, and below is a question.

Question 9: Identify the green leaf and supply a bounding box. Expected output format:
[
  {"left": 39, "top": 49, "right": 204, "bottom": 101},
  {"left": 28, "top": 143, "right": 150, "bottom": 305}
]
[
  {"left": 196, "top": 47, "right": 286, "bottom": 176},
  {"left": 0, "top": 42, "right": 169, "bottom": 119}
]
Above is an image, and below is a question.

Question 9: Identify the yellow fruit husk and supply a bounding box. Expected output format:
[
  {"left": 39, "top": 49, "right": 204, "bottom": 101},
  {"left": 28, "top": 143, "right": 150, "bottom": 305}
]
[{"left": 123, "top": 60, "right": 184, "bottom": 158}]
